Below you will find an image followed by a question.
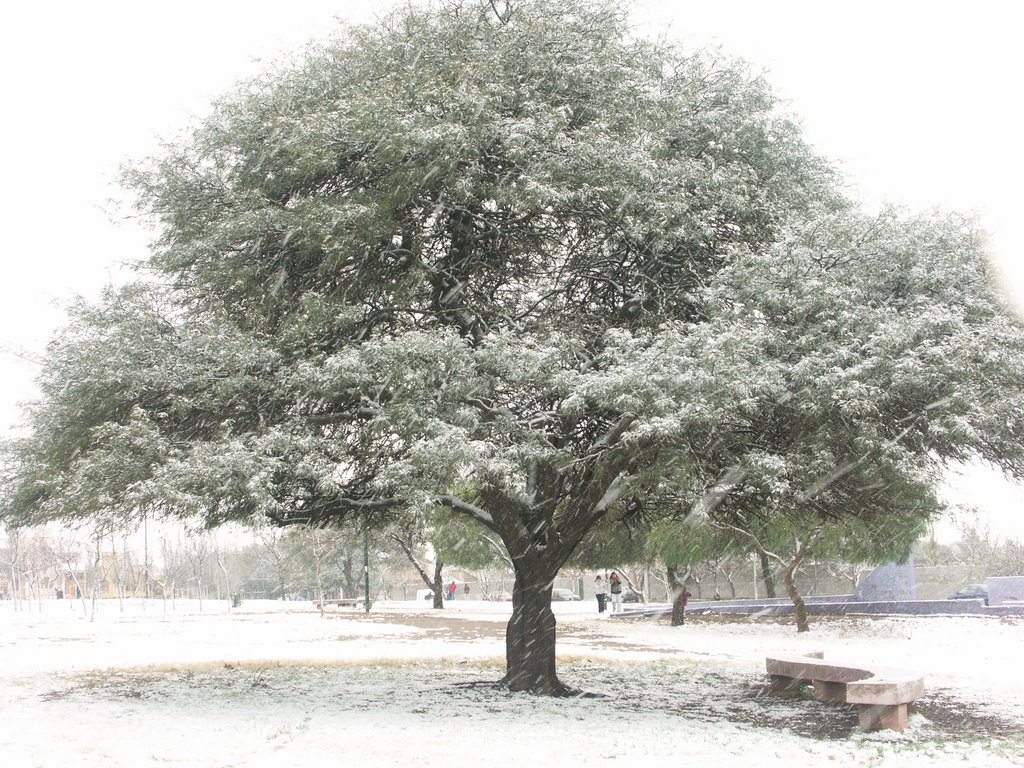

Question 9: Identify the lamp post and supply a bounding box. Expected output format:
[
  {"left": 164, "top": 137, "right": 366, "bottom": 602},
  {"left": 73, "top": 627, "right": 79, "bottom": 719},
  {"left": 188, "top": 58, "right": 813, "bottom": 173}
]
[{"left": 363, "top": 528, "right": 371, "bottom": 613}]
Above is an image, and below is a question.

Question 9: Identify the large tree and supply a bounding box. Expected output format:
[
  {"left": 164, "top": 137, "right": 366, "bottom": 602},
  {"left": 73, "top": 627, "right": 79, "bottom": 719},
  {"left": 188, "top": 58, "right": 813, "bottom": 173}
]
[{"left": 4, "top": 0, "right": 1023, "bottom": 695}]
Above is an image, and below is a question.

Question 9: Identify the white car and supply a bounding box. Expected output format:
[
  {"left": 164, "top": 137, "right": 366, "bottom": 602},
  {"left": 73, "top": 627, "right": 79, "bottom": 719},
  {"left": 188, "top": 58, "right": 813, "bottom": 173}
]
[{"left": 551, "top": 588, "right": 581, "bottom": 601}]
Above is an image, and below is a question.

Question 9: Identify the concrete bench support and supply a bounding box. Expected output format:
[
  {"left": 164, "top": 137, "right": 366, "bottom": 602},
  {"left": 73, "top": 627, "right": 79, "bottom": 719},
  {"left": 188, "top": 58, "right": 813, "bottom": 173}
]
[
  {"left": 846, "top": 674, "right": 923, "bottom": 732},
  {"left": 768, "top": 674, "right": 800, "bottom": 693},
  {"left": 856, "top": 703, "right": 908, "bottom": 731},
  {"left": 813, "top": 680, "right": 847, "bottom": 704}
]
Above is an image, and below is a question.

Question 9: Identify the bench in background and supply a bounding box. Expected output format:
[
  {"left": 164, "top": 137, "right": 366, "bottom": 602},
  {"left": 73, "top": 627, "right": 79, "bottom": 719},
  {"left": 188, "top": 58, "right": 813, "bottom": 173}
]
[{"left": 312, "top": 598, "right": 370, "bottom": 609}]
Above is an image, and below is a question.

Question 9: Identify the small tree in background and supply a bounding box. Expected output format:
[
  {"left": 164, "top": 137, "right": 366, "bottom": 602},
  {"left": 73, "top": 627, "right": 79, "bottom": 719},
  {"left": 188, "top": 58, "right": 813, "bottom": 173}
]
[
  {"left": 250, "top": 523, "right": 296, "bottom": 599},
  {"left": 950, "top": 507, "right": 1024, "bottom": 576}
]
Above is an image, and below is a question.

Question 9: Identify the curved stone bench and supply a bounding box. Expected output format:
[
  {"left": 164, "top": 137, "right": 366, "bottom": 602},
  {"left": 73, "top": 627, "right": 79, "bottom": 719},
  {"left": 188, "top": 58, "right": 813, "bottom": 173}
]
[{"left": 765, "top": 651, "right": 924, "bottom": 731}]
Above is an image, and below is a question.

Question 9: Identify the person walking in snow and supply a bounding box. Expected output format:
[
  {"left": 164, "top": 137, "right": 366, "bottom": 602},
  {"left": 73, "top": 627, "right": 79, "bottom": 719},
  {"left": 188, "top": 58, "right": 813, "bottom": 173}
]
[
  {"left": 608, "top": 571, "right": 623, "bottom": 614},
  {"left": 447, "top": 580, "right": 457, "bottom": 600},
  {"left": 594, "top": 575, "right": 607, "bottom": 613}
]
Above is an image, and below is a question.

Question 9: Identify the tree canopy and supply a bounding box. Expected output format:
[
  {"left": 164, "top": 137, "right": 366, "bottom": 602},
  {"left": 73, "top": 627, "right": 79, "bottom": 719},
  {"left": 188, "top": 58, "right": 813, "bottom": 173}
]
[{"left": 4, "top": 0, "right": 1023, "bottom": 694}]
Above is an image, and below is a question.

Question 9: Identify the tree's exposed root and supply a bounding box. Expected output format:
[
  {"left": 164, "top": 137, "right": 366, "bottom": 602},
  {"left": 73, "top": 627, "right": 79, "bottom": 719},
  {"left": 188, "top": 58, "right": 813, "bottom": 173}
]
[{"left": 482, "top": 674, "right": 608, "bottom": 698}]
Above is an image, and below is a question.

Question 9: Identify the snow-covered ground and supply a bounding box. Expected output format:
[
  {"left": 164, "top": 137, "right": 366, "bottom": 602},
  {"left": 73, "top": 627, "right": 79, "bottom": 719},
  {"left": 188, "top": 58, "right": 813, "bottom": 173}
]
[{"left": 2, "top": 598, "right": 1022, "bottom": 767}]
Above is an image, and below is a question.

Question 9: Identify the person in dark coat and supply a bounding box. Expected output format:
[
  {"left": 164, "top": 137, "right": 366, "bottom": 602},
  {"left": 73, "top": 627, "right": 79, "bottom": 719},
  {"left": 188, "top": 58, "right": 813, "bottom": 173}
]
[{"left": 609, "top": 571, "right": 623, "bottom": 613}]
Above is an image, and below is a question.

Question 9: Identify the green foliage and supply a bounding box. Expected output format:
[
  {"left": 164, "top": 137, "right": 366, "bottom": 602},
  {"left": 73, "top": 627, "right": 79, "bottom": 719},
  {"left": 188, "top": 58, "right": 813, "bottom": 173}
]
[
  {"left": 124, "top": 0, "right": 835, "bottom": 341},
  {"left": 4, "top": 0, "right": 1023, "bottom": 690},
  {"left": 3, "top": 1, "right": 1021, "bottom": 598},
  {"left": 568, "top": 512, "right": 648, "bottom": 569},
  {"left": 429, "top": 509, "right": 501, "bottom": 570},
  {"left": 646, "top": 518, "right": 739, "bottom": 568}
]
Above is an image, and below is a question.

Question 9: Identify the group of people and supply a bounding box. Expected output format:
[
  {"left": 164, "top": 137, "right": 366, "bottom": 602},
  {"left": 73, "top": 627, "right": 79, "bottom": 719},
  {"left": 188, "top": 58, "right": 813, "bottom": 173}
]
[
  {"left": 437, "top": 573, "right": 694, "bottom": 618},
  {"left": 593, "top": 572, "right": 692, "bottom": 620},
  {"left": 445, "top": 581, "right": 471, "bottom": 600},
  {"left": 593, "top": 571, "right": 623, "bottom": 614}
]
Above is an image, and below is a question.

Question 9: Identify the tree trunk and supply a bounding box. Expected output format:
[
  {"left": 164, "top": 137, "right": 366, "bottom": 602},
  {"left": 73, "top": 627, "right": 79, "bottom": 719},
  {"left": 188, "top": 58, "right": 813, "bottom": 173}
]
[
  {"left": 782, "top": 545, "right": 812, "bottom": 633},
  {"left": 432, "top": 561, "right": 444, "bottom": 610},
  {"left": 759, "top": 551, "right": 777, "bottom": 598},
  {"left": 667, "top": 565, "right": 688, "bottom": 627},
  {"left": 501, "top": 562, "right": 567, "bottom": 695},
  {"left": 389, "top": 531, "right": 445, "bottom": 609},
  {"left": 313, "top": 553, "right": 324, "bottom": 615},
  {"left": 341, "top": 552, "right": 357, "bottom": 599}
]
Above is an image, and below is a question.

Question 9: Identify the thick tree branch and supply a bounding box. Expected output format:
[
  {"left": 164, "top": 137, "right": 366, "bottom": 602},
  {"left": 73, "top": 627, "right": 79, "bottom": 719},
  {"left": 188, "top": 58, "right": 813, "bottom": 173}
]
[
  {"left": 589, "top": 411, "right": 638, "bottom": 454},
  {"left": 437, "top": 494, "right": 497, "bottom": 530},
  {"left": 389, "top": 532, "right": 437, "bottom": 591},
  {"left": 481, "top": 533, "right": 514, "bottom": 568}
]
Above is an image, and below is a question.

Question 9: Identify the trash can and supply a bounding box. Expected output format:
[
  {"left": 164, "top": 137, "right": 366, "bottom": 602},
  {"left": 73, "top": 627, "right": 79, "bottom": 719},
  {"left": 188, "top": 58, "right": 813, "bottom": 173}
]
[{"left": 231, "top": 594, "right": 242, "bottom": 608}]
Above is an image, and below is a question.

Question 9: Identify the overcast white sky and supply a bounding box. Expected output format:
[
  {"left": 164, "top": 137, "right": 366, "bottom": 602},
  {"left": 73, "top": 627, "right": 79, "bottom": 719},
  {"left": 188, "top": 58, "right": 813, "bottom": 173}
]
[{"left": 1, "top": 1, "right": 1021, "bottom": 540}]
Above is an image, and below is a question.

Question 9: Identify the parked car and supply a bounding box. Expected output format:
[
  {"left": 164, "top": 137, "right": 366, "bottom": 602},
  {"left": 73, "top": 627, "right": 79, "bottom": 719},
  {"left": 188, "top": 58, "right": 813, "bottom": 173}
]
[
  {"left": 947, "top": 584, "right": 988, "bottom": 605},
  {"left": 621, "top": 589, "right": 641, "bottom": 603},
  {"left": 551, "top": 588, "right": 581, "bottom": 601}
]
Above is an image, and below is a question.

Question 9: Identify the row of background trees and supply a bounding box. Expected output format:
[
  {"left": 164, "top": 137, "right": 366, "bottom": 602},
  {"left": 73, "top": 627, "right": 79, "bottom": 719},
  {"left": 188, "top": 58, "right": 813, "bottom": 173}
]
[{"left": 5, "top": 506, "right": 1017, "bottom": 617}]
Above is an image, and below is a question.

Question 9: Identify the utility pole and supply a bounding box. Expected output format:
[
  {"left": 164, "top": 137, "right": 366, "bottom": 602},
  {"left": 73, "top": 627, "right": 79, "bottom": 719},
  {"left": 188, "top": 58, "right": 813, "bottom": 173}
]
[
  {"left": 363, "top": 528, "right": 371, "bottom": 613},
  {"left": 143, "top": 513, "right": 150, "bottom": 600}
]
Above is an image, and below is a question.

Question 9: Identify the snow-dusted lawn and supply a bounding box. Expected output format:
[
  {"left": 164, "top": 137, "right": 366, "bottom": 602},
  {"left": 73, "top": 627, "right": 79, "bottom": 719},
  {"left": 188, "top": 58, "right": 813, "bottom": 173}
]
[{"left": 2, "top": 599, "right": 1021, "bottom": 767}]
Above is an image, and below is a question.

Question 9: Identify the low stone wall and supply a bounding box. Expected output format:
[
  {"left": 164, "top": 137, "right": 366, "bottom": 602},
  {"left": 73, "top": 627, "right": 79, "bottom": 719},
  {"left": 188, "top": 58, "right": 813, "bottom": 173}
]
[
  {"left": 684, "top": 594, "right": 857, "bottom": 608},
  {"left": 679, "top": 597, "right": 1024, "bottom": 617},
  {"left": 987, "top": 576, "right": 1024, "bottom": 606},
  {"left": 679, "top": 564, "right": 1000, "bottom": 603},
  {"left": 914, "top": 565, "right": 991, "bottom": 600}
]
